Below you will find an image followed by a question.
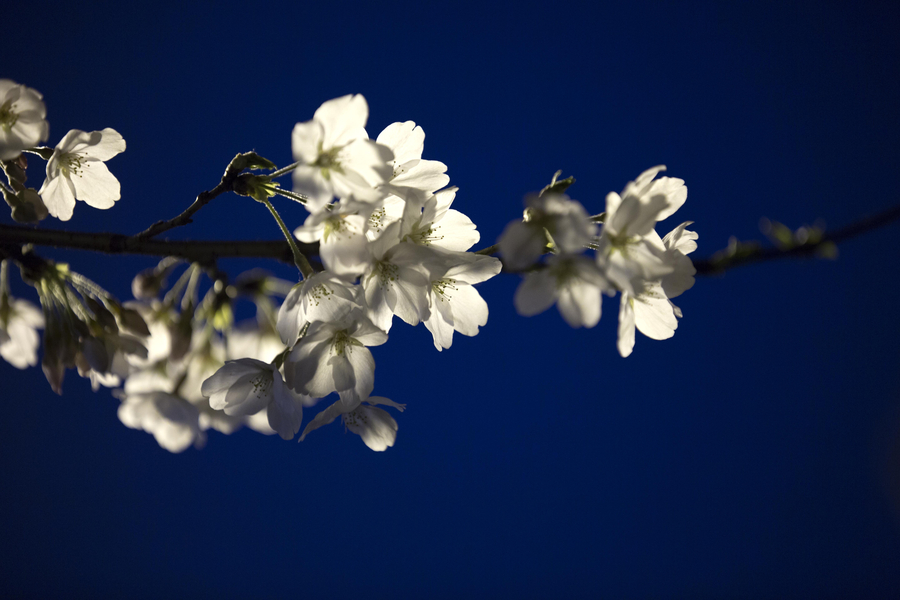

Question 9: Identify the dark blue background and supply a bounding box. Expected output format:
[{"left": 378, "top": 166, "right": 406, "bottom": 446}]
[{"left": 3, "top": 1, "right": 900, "bottom": 597}]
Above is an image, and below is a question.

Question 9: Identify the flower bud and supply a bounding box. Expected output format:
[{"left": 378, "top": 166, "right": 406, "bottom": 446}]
[
  {"left": 4, "top": 188, "right": 49, "bottom": 223},
  {"left": 131, "top": 267, "right": 162, "bottom": 300},
  {"left": 85, "top": 297, "right": 118, "bottom": 333},
  {"left": 118, "top": 307, "right": 150, "bottom": 337}
]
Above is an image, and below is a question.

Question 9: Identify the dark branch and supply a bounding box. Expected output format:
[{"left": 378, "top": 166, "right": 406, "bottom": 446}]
[
  {"left": 693, "top": 203, "right": 900, "bottom": 275},
  {"left": 0, "top": 223, "right": 315, "bottom": 265},
  {"left": 132, "top": 180, "right": 231, "bottom": 239},
  {"left": 3, "top": 203, "right": 899, "bottom": 276}
]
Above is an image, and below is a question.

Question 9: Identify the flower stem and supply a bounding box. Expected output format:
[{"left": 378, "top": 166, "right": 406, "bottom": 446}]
[
  {"left": 268, "top": 161, "right": 301, "bottom": 179},
  {"left": 274, "top": 188, "right": 309, "bottom": 205},
  {"left": 183, "top": 264, "right": 202, "bottom": 310},
  {"left": 261, "top": 198, "right": 315, "bottom": 279}
]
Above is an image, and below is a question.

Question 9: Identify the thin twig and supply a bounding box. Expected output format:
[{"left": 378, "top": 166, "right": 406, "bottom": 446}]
[
  {"left": 132, "top": 180, "right": 231, "bottom": 239},
  {"left": 693, "top": 203, "right": 900, "bottom": 275}
]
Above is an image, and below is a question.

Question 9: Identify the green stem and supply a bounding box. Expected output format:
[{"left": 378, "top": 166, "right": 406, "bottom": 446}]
[
  {"left": 163, "top": 264, "right": 195, "bottom": 309},
  {"left": 182, "top": 264, "right": 202, "bottom": 310},
  {"left": 262, "top": 198, "right": 315, "bottom": 279}
]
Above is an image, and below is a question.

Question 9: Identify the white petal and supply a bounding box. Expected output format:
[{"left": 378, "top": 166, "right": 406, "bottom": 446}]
[
  {"left": 447, "top": 284, "right": 489, "bottom": 337},
  {"left": 445, "top": 254, "right": 503, "bottom": 285},
  {"left": 314, "top": 94, "right": 369, "bottom": 149},
  {"left": 291, "top": 119, "right": 323, "bottom": 164},
  {"left": 431, "top": 209, "right": 480, "bottom": 252},
  {"left": 299, "top": 399, "right": 345, "bottom": 442},
  {"left": 617, "top": 294, "right": 636, "bottom": 357},
  {"left": 70, "top": 159, "right": 120, "bottom": 209},
  {"left": 424, "top": 299, "right": 454, "bottom": 350},
  {"left": 80, "top": 128, "right": 126, "bottom": 161},
  {"left": 40, "top": 174, "right": 76, "bottom": 221},
  {"left": 337, "top": 138, "right": 394, "bottom": 188},
  {"left": 376, "top": 121, "right": 423, "bottom": 163},
  {"left": 345, "top": 344, "right": 375, "bottom": 403},
  {"left": 498, "top": 221, "right": 544, "bottom": 271},
  {"left": 514, "top": 271, "right": 557, "bottom": 317},
  {"left": 267, "top": 375, "right": 303, "bottom": 440},
  {"left": 634, "top": 285, "right": 678, "bottom": 340},
  {"left": 292, "top": 164, "right": 334, "bottom": 213},
  {"left": 557, "top": 279, "right": 602, "bottom": 328}
]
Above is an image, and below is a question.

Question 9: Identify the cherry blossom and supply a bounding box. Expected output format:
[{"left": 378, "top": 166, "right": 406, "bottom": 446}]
[
  {"left": 291, "top": 94, "right": 393, "bottom": 212},
  {"left": 201, "top": 358, "right": 306, "bottom": 440},
  {"left": 423, "top": 253, "right": 502, "bottom": 350},
  {"left": 283, "top": 312, "right": 387, "bottom": 406},
  {"left": 0, "top": 79, "right": 49, "bottom": 161},
  {"left": 117, "top": 391, "right": 205, "bottom": 453},
  {"left": 514, "top": 254, "right": 612, "bottom": 328},
  {"left": 499, "top": 193, "right": 596, "bottom": 270},
  {"left": 376, "top": 121, "right": 449, "bottom": 204},
  {"left": 39, "top": 128, "right": 126, "bottom": 221},
  {"left": 299, "top": 396, "right": 407, "bottom": 451}
]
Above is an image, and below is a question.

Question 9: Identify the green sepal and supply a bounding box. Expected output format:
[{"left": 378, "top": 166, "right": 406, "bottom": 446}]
[
  {"left": 540, "top": 170, "right": 575, "bottom": 196},
  {"left": 225, "top": 152, "right": 278, "bottom": 179}
]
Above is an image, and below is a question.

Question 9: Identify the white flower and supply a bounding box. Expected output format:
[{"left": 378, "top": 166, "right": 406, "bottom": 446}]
[
  {"left": 423, "top": 253, "right": 502, "bottom": 350},
  {"left": 376, "top": 121, "right": 449, "bottom": 204},
  {"left": 117, "top": 391, "right": 204, "bottom": 453},
  {"left": 201, "top": 358, "right": 306, "bottom": 440},
  {"left": 294, "top": 203, "right": 371, "bottom": 276},
  {"left": 596, "top": 166, "right": 688, "bottom": 294},
  {"left": 400, "top": 187, "right": 480, "bottom": 252},
  {"left": 0, "top": 80, "right": 49, "bottom": 161},
  {"left": 283, "top": 312, "right": 387, "bottom": 406},
  {"left": 0, "top": 297, "right": 43, "bottom": 368},
  {"left": 276, "top": 272, "right": 360, "bottom": 345},
  {"left": 361, "top": 223, "right": 443, "bottom": 332},
  {"left": 299, "top": 396, "right": 406, "bottom": 451},
  {"left": 39, "top": 128, "right": 126, "bottom": 221},
  {"left": 514, "top": 254, "right": 612, "bottom": 328},
  {"left": 291, "top": 94, "right": 393, "bottom": 212},
  {"left": 595, "top": 203, "right": 673, "bottom": 296},
  {"left": 499, "top": 193, "right": 596, "bottom": 270}
]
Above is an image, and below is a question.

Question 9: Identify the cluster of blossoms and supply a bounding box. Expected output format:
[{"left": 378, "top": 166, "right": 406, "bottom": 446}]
[
  {"left": 499, "top": 167, "right": 697, "bottom": 356},
  {"left": 205, "top": 94, "right": 501, "bottom": 450},
  {"left": 0, "top": 83, "right": 698, "bottom": 454},
  {"left": 0, "top": 79, "right": 125, "bottom": 223}
]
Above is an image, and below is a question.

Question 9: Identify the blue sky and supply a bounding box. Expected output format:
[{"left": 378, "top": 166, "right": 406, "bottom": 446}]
[{"left": 3, "top": 1, "right": 900, "bottom": 597}]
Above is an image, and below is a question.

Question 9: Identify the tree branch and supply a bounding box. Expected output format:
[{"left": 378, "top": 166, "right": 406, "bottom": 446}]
[
  {"left": 3, "top": 203, "right": 899, "bottom": 276},
  {"left": 692, "top": 203, "right": 900, "bottom": 275},
  {"left": 0, "top": 222, "right": 313, "bottom": 265}
]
